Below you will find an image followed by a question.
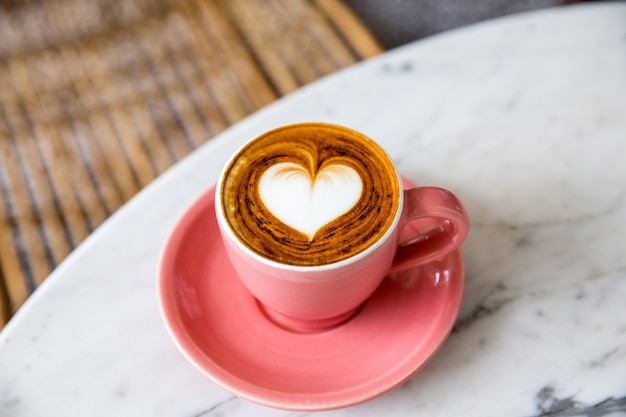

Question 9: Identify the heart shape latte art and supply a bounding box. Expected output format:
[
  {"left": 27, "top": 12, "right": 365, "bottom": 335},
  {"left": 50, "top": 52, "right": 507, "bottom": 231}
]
[{"left": 258, "top": 162, "right": 363, "bottom": 240}]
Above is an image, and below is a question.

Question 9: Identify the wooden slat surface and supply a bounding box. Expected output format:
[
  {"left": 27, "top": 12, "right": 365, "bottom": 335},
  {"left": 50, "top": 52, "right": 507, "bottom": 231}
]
[{"left": 0, "top": 0, "right": 383, "bottom": 329}]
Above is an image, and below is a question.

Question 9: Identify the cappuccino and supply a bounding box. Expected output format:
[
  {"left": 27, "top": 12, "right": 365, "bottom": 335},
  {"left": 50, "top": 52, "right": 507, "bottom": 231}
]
[{"left": 219, "top": 123, "right": 400, "bottom": 266}]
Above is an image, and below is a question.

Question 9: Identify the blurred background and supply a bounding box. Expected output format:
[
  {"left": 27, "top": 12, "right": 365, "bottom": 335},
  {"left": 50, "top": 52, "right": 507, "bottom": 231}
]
[
  {"left": 348, "top": 0, "right": 581, "bottom": 48},
  {"left": 0, "top": 0, "right": 587, "bottom": 328}
]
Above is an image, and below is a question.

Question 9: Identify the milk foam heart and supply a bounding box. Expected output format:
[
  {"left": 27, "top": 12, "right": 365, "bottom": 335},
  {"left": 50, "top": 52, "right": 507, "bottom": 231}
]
[{"left": 259, "top": 162, "right": 363, "bottom": 240}]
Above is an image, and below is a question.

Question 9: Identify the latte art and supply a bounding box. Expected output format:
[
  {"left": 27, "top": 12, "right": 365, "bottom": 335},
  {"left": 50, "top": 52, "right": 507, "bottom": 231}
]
[
  {"left": 258, "top": 162, "right": 363, "bottom": 240},
  {"left": 220, "top": 123, "right": 400, "bottom": 266}
]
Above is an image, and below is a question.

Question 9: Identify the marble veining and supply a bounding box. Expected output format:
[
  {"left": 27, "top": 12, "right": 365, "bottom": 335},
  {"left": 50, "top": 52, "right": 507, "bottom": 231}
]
[
  {"left": 531, "top": 387, "right": 626, "bottom": 417},
  {"left": 1, "top": 3, "right": 626, "bottom": 416}
]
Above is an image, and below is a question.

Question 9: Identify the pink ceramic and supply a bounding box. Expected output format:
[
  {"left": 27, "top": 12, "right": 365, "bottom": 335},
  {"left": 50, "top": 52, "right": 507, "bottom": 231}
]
[
  {"left": 158, "top": 184, "right": 465, "bottom": 411},
  {"left": 216, "top": 153, "right": 469, "bottom": 331}
]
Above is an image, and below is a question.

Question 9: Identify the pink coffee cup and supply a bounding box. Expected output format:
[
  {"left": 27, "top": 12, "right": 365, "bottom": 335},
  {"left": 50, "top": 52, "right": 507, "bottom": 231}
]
[{"left": 215, "top": 123, "right": 469, "bottom": 332}]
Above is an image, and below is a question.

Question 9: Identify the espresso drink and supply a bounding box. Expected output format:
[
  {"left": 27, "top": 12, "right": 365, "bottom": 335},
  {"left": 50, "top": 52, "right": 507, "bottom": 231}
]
[{"left": 219, "top": 123, "right": 401, "bottom": 266}]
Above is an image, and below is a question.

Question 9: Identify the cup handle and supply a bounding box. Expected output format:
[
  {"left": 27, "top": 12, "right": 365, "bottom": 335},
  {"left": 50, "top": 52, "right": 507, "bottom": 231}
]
[{"left": 389, "top": 187, "right": 469, "bottom": 274}]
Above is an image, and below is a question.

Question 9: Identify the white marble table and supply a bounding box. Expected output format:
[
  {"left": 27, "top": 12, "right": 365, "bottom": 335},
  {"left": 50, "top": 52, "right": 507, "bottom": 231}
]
[{"left": 2, "top": 3, "right": 625, "bottom": 416}]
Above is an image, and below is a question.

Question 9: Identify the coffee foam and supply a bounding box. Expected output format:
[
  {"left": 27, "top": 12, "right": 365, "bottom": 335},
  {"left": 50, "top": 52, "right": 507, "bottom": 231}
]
[
  {"left": 258, "top": 162, "right": 363, "bottom": 240},
  {"left": 220, "top": 124, "right": 400, "bottom": 266}
]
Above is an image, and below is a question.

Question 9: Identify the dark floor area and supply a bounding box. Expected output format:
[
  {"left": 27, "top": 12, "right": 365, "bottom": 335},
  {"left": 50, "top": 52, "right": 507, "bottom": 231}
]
[{"left": 346, "top": 0, "right": 577, "bottom": 48}]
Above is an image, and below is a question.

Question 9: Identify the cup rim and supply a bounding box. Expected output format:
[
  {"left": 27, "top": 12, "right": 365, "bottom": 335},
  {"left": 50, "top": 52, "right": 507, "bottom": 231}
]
[{"left": 215, "top": 122, "right": 404, "bottom": 272}]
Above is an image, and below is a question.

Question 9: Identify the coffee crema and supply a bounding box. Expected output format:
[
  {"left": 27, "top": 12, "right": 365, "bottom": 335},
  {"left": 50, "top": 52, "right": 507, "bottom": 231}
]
[{"left": 219, "top": 123, "right": 401, "bottom": 266}]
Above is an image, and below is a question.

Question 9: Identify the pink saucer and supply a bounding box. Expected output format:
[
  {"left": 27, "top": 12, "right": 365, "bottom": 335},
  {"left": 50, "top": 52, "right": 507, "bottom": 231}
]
[{"left": 158, "top": 184, "right": 464, "bottom": 411}]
